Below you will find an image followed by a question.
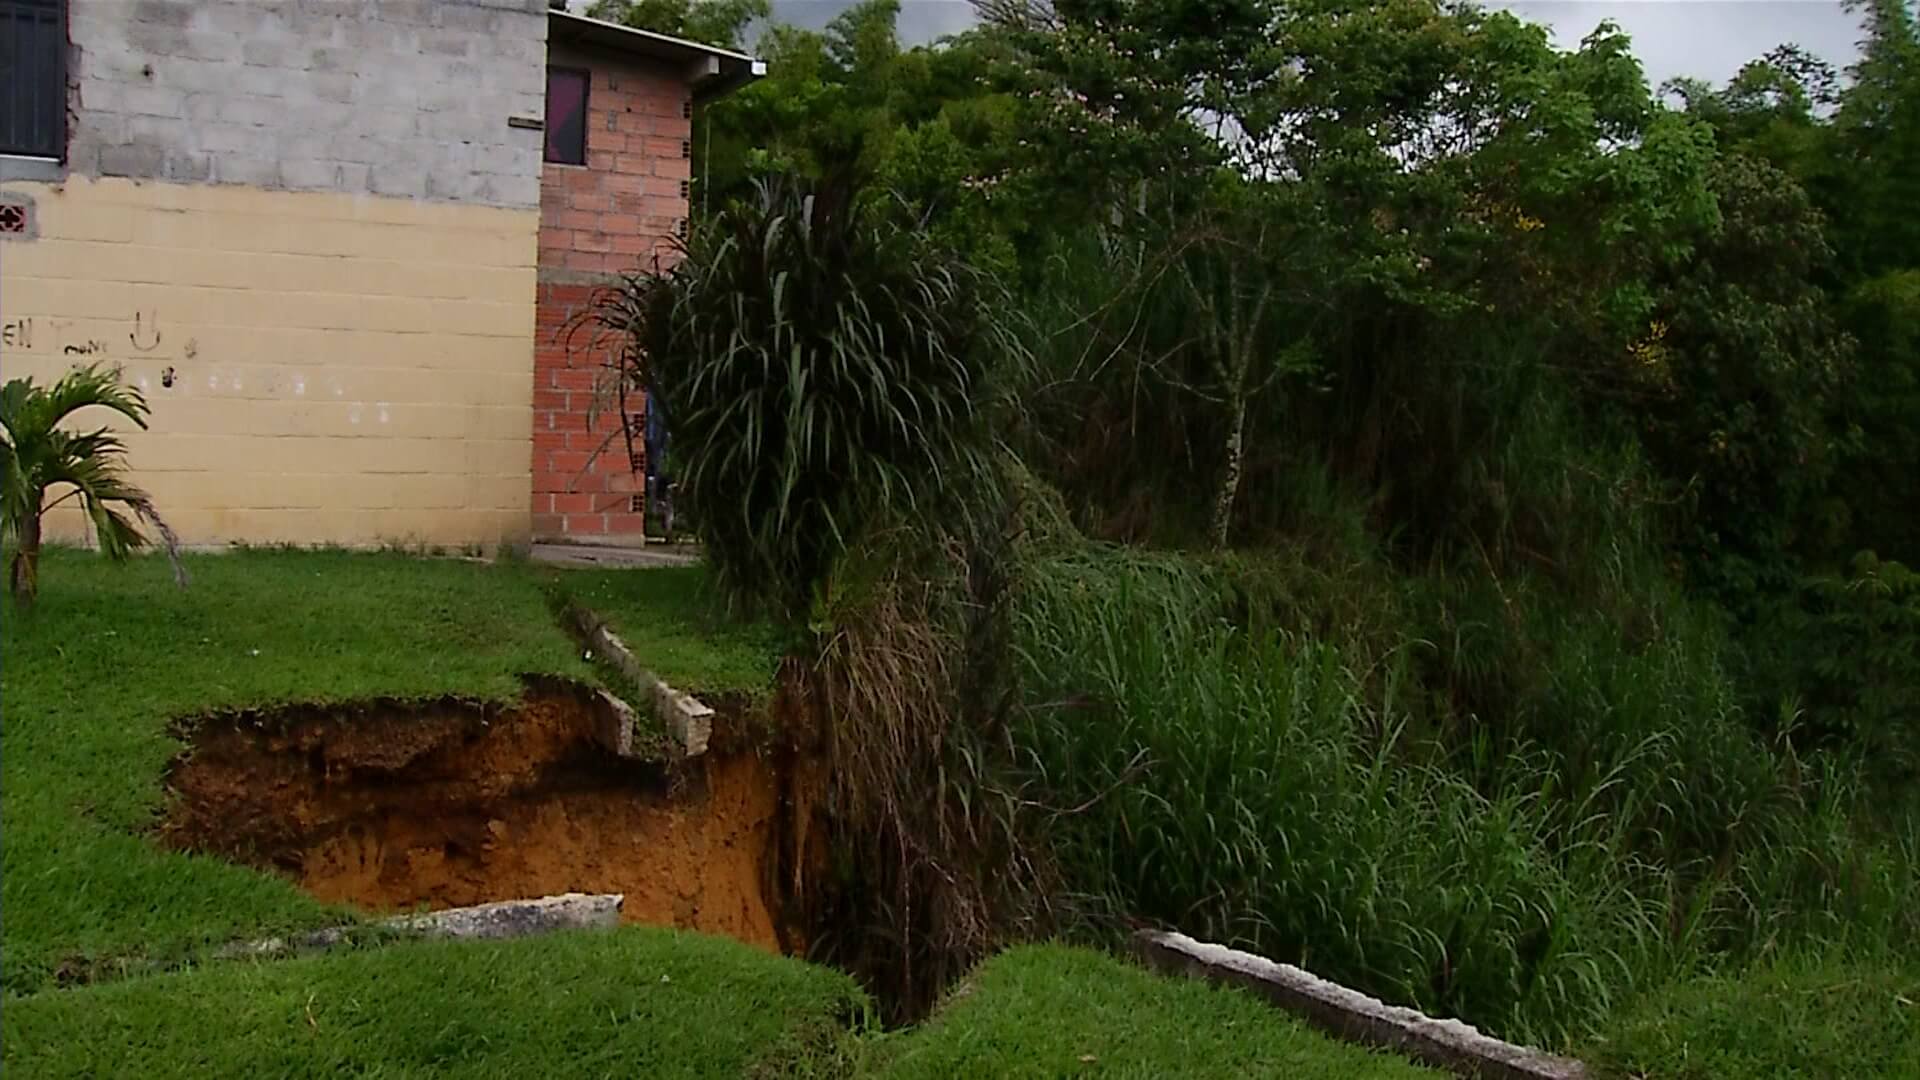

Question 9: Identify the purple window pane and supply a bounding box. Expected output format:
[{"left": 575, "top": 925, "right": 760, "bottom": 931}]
[{"left": 545, "top": 68, "right": 588, "bottom": 165}]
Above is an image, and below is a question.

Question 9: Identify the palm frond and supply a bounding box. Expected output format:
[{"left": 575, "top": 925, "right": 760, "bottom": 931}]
[{"left": 2, "top": 364, "right": 183, "bottom": 602}]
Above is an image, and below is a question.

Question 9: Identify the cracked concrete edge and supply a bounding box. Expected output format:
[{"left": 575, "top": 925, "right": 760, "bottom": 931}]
[
  {"left": 589, "top": 685, "right": 639, "bottom": 758},
  {"left": 386, "top": 892, "right": 625, "bottom": 940},
  {"left": 569, "top": 605, "right": 714, "bottom": 759},
  {"left": 217, "top": 893, "right": 626, "bottom": 961},
  {"left": 1132, "top": 930, "right": 1589, "bottom": 1080}
]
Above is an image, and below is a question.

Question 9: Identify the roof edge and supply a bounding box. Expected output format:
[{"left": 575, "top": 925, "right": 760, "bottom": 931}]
[
  {"left": 549, "top": 10, "right": 757, "bottom": 65},
  {"left": 547, "top": 10, "right": 765, "bottom": 104}
]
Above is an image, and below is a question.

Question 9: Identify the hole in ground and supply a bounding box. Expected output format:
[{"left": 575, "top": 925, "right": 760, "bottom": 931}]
[{"left": 157, "top": 680, "right": 819, "bottom": 956}]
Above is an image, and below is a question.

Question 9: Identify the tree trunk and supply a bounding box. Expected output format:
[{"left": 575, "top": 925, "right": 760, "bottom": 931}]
[
  {"left": 11, "top": 513, "right": 41, "bottom": 603},
  {"left": 1211, "top": 395, "right": 1246, "bottom": 551}
]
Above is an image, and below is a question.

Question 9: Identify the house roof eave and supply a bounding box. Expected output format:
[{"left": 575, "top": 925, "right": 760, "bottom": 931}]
[{"left": 547, "top": 10, "right": 765, "bottom": 104}]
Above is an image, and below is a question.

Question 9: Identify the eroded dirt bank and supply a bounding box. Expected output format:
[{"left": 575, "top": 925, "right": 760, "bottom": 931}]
[{"left": 158, "top": 683, "right": 810, "bottom": 953}]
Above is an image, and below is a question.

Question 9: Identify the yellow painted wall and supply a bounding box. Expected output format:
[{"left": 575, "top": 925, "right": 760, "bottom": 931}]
[{"left": 0, "top": 176, "right": 538, "bottom": 548}]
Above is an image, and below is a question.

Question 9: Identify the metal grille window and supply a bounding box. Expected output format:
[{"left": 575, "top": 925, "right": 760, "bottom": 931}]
[{"left": 1, "top": 0, "right": 65, "bottom": 159}]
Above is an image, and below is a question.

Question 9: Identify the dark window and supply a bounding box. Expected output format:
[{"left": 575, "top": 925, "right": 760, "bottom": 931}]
[
  {"left": 1, "top": 0, "right": 66, "bottom": 159},
  {"left": 544, "top": 67, "right": 588, "bottom": 165}
]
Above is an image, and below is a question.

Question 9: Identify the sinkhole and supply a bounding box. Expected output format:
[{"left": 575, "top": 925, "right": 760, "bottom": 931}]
[{"left": 157, "top": 679, "right": 825, "bottom": 956}]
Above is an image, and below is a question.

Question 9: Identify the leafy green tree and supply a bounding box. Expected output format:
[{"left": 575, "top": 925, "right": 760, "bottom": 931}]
[
  {"left": 993, "top": 0, "right": 1721, "bottom": 560},
  {"left": 1833, "top": 0, "right": 1920, "bottom": 280},
  {"left": 1838, "top": 270, "right": 1920, "bottom": 563},
  {"left": 0, "top": 364, "right": 184, "bottom": 604},
  {"left": 1639, "top": 152, "right": 1852, "bottom": 596},
  {"left": 583, "top": 0, "right": 767, "bottom": 49}
]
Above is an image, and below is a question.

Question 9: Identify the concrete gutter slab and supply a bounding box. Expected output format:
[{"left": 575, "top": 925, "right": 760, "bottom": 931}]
[{"left": 1133, "top": 930, "right": 1588, "bottom": 1080}]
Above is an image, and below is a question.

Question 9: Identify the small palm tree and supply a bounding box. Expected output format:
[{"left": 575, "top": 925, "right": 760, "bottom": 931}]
[{"left": 1, "top": 363, "right": 185, "bottom": 604}]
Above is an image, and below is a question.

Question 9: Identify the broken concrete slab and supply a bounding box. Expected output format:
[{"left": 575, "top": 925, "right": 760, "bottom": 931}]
[
  {"left": 568, "top": 605, "right": 716, "bottom": 759},
  {"left": 588, "top": 685, "right": 641, "bottom": 758},
  {"left": 1132, "top": 930, "right": 1588, "bottom": 1080},
  {"left": 219, "top": 893, "right": 626, "bottom": 961},
  {"left": 388, "top": 892, "right": 625, "bottom": 940},
  {"left": 653, "top": 684, "right": 714, "bottom": 757}
]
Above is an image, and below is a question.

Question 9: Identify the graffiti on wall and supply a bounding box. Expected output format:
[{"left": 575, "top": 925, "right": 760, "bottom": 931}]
[{"left": 1, "top": 311, "right": 200, "bottom": 375}]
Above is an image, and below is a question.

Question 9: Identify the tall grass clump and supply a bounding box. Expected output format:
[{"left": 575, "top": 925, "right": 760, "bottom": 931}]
[
  {"left": 1006, "top": 535, "right": 1916, "bottom": 1045},
  {"left": 794, "top": 490, "right": 1062, "bottom": 1022},
  {"left": 576, "top": 174, "right": 1029, "bottom": 621}
]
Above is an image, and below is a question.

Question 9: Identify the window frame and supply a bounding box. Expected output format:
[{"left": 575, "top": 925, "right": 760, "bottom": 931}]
[
  {"left": 543, "top": 65, "right": 591, "bottom": 167},
  {"left": 1, "top": 0, "right": 68, "bottom": 161}
]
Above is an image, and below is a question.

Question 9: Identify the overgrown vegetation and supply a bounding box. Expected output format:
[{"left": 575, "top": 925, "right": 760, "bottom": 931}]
[
  {"left": 588, "top": 0, "right": 1920, "bottom": 1069},
  {"left": 579, "top": 178, "right": 1029, "bottom": 621},
  {"left": 13, "top": 0, "right": 1914, "bottom": 1074},
  {"left": 5, "top": 550, "right": 1441, "bottom": 1075}
]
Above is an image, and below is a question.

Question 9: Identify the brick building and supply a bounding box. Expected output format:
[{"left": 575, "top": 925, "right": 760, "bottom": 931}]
[
  {"left": 0, "top": 1, "right": 759, "bottom": 550},
  {"left": 532, "top": 12, "right": 759, "bottom": 542}
]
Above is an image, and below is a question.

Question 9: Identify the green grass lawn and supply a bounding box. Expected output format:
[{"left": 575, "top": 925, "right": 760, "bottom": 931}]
[
  {"left": 3, "top": 932, "right": 1441, "bottom": 1079},
  {"left": 861, "top": 944, "right": 1436, "bottom": 1078},
  {"left": 2, "top": 546, "right": 1437, "bottom": 1078},
  {"left": 1, "top": 547, "right": 605, "bottom": 993},
  {"left": 1, "top": 927, "right": 867, "bottom": 1079},
  {"left": 545, "top": 563, "right": 788, "bottom": 700},
  {"left": 1587, "top": 952, "right": 1920, "bottom": 1079}
]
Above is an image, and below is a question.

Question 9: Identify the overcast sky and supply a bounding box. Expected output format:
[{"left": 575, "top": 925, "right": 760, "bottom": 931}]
[{"left": 764, "top": 1, "right": 1870, "bottom": 89}]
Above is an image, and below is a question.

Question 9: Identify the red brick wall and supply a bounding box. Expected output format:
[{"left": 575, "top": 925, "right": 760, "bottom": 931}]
[
  {"left": 532, "top": 48, "right": 692, "bottom": 542},
  {"left": 531, "top": 280, "right": 648, "bottom": 540}
]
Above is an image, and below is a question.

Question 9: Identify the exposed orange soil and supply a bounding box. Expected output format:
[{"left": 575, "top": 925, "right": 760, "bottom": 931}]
[{"left": 159, "top": 688, "right": 799, "bottom": 953}]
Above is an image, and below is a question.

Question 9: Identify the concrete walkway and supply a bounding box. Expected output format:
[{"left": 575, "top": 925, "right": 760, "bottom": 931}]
[{"left": 529, "top": 542, "right": 701, "bottom": 569}]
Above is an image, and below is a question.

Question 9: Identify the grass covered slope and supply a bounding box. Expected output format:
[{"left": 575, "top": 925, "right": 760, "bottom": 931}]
[
  {"left": 553, "top": 564, "right": 787, "bottom": 700},
  {"left": 864, "top": 944, "right": 1438, "bottom": 1078},
  {"left": 1, "top": 548, "right": 595, "bottom": 993},
  {"left": 1589, "top": 953, "right": 1920, "bottom": 1079},
  {"left": 2, "top": 927, "right": 869, "bottom": 1079}
]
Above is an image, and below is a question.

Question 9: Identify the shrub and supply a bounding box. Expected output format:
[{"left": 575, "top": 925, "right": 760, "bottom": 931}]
[
  {"left": 0, "top": 363, "right": 183, "bottom": 604},
  {"left": 579, "top": 176, "right": 1029, "bottom": 622}
]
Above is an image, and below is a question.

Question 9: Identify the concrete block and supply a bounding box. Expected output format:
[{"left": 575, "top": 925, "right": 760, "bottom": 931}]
[
  {"left": 121, "top": 25, "right": 189, "bottom": 59},
  {"left": 179, "top": 30, "right": 242, "bottom": 63},
  {"left": 369, "top": 164, "right": 428, "bottom": 199},
  {"left": 240, "top": 38, "right": 295, "bottom": 68},
  {"left": 161, "top": 150, "right": 213, "bottom": 183},
  {"left": 155, "top": 58, "right": 234, "bottom": 96},
  {"left": 432, "top": 4, "right": 501, "bottom": 33},
  {"left": 193, "top": 122, "right": 260, "bottom": 154},
  {"left": 307, "top": 72, "right": 359, "bottom": 105},
  {"left": 97, "top": 142, "right": 166, "bottom": 177},
  {"left": 210, "top": 152, "right": 283, "bottom": 188},
  {"left": 280, "top": 158, "right": 345, "bottom": 190},
  {"left": 1133, "top": 931, "right": 1589, "bottom": 1080},
  {"left": 326, "top": 134, "right": 378, "bottom": 164},
  {"left": 373, "top": 0, "right": 438, "bottom": 26},
  {"left": 107, "top": 82, "right": 188, "bottom": 119},
  {"left": 357, "top": 109, "right": 417, "bottom": 140},
  {"left": 336, "top": 162, "right": 373, "bottom": 192},
  {"left": 217, "top": 97, "right": 283, "bottom": 128},
  {"left": 656, "top": 686, "right": 714, "bottom": 758},
  {"left": 132, "top": 0, "right": 195, "bottom": 29},
  {"left": 226, "top": 64, "right": 289, "bottom": 99},
  {"left": 307, "top": 46, "right": 352, "bottom": 72}
]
